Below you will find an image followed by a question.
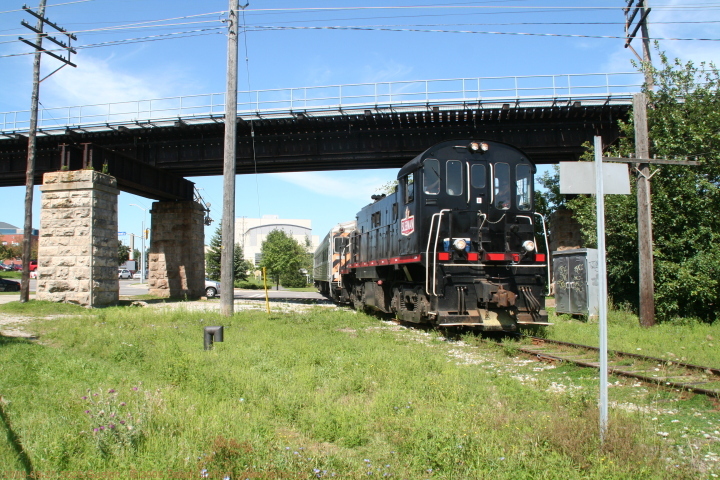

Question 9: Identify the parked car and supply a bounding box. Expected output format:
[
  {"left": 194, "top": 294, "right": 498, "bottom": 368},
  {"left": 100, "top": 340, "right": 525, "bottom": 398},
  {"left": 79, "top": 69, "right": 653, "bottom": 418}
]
[
  {"left": 132, "top": 271, "right": 149, "bottom": 280},
  {"left": 30, "top": 270, "right": 37, "bottom": 279},
  {"left": 118, "top": 269, "right": 132, "bottom": 279},
  {"left": 29, "top": 261, "right": 37, "bottom": 271},
  {"left": 205, "top": 279, "right": 221, "bottom": 298},
  {"left": 0, "top": 264, "right": 12, "bottom": 271},
  {"left": 0, "top": 278, "right": 20, "bottom": 292}
]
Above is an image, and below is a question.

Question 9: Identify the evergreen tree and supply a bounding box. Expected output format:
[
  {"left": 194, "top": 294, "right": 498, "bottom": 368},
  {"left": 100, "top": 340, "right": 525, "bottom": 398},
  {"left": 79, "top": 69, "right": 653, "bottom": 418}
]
[
  {"left": 206, "top": 223, "right": 252, "bottom": 282},
  {"left": 205, "top": 224, "right": 222, "bottom": 280},
  {"left": 233, "top": 242, "right": 252, "bottom": 282}
]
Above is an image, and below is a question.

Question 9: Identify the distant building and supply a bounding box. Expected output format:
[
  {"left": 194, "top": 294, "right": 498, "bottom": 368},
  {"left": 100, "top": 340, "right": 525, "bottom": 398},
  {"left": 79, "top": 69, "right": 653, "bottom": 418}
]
[
  {"left": 235, "top": 215, "right": 319, "bottom": 266},
  {"left": 0, "top": 222, "right": 39, "bottom": 261}
]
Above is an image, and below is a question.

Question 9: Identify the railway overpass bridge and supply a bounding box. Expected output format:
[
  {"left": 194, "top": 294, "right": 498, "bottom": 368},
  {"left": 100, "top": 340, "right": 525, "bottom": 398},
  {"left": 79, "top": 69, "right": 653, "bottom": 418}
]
[{"left": 0, "top": 72, "right": 642, "bottom": 305}]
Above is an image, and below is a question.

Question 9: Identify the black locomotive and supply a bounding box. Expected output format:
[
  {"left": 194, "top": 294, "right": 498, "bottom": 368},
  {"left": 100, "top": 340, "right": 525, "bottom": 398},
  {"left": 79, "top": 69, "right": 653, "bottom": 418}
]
[{"left": 313, "top": 139, "right": 549, "bottom": 331}]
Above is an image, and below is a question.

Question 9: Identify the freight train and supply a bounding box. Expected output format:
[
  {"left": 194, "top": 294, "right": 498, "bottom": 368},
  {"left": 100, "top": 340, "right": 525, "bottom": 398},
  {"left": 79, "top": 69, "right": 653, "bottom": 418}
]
[{"left": 313, "top": 139, "right": 550, "bottom": 331}]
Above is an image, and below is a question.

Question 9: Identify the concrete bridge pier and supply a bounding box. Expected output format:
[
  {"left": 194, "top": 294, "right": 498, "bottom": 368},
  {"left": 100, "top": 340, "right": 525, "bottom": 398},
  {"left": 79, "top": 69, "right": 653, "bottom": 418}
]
[
  {"left": 148, "top": 201, "right": 206, "bottom": 299},
  {"left": 37, "top": 170, "right": 120, "bottom": 306}
]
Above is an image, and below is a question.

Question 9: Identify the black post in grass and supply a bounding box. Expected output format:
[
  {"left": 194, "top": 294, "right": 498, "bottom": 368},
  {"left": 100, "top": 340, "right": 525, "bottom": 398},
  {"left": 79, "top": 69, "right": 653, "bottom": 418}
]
[{"left": 204, "top": 326, "right": 224, "bottom": 350}]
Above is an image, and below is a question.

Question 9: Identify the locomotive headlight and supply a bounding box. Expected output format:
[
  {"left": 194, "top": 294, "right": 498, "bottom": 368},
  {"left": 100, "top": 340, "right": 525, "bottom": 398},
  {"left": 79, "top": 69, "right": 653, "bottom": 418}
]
[
  {"left": 468, "top": 141, "right": 490, "bottom": 153},
  {"left": 453, "top": 238, "right": 467, "bottom": 251},
  {"left": 522, "top": 240, "right": 536, "bottom": 252}
]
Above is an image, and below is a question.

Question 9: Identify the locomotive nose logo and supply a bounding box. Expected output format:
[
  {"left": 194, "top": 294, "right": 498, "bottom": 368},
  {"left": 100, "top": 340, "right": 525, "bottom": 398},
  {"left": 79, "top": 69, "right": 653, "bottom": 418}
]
[{"left": 401, "top": 208, "right": 415, "bottom": 236}]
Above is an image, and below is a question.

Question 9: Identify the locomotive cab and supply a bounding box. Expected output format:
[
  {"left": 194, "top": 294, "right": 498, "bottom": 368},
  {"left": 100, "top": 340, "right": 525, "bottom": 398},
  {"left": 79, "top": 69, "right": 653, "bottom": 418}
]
[
  {"left": 402, "top": 140, "right": 549, "bottom": 329},
  {"left": 319, "top": 139, "right": 549, "bottom": 332}
]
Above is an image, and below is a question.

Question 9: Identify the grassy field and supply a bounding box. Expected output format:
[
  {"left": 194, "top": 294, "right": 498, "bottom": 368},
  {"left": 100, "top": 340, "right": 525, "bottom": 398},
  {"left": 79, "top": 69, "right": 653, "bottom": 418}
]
[
  {"left": 540, "top": 307, "right": 720, "bottom": 368},
  {"left": 0, "top": 300, "right": 718, "bottom": 479}
]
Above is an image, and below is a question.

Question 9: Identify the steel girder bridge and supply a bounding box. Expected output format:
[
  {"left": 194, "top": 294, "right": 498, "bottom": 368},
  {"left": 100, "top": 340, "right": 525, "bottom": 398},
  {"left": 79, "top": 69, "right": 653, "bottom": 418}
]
[{"left": 0, "top": 72, "right": 641, "bottom": 201}]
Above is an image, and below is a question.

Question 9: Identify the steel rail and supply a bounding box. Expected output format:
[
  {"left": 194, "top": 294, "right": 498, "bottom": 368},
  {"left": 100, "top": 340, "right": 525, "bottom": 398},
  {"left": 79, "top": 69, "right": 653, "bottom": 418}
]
[{"left": 515, "top": 335, "right": 720, "bottom": 398}]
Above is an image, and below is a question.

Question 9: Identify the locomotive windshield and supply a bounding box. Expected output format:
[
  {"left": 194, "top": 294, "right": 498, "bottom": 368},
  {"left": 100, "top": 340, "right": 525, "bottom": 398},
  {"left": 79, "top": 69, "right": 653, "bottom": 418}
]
[
  {"left": 471, "top": 164, "right": 486, "bottom": 189},
  {"left": 494, "top": 162, "right": 511, "bottom": 209},
  {"left": 446, "top": 160, "right": 463, "bottom": 196},
  {"left": 516, "top": 164, "right": 532, "bottom": 211},
  {"left": 423, "top": 159, "right": 440, "bottom": 195}
]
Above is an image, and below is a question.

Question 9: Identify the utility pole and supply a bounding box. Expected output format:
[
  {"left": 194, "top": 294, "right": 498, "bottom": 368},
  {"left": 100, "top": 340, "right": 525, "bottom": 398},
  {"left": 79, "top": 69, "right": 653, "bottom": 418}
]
[
  {"left": 19, "top": 1, "right": 77, "bottom": 302},
  {"left": 625, "top": 1, "right": 655, "bottom": 326},
  {"left": 633, "top": 93, "right": 655, "bottom": 327},
  {"left": 221, "top": 0, "right": 240, "bottom": 316}
]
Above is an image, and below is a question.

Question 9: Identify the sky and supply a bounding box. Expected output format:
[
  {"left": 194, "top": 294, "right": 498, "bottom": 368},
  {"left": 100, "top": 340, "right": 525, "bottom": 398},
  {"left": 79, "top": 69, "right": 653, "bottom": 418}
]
[{"left": 1, "top": 0, "right": 719, "bottom": 250}]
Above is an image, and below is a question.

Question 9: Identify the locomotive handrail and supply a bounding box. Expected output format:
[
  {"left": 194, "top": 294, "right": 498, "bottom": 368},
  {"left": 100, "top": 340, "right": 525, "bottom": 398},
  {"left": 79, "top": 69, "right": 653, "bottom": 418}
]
[
  {"left": 425, "top": 209, "right": 451, "bottom": 297},
  {"left": 534, "top": 212, "right": 552, "bottom": 288}
]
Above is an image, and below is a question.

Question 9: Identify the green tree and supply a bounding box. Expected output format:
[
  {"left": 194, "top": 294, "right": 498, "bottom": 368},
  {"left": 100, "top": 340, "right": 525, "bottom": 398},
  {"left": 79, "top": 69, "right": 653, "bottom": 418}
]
[
  {"left": 206, "top": 224, "right": 223, "bottom": 280},
  {"left": 206, "top": 223, "right": 251, "bottom": 282},
  {"left": 118, "top": 241, "right": 130, "bottom": 265},
  {"left": 540, "top": 53, "right": 720, "bottom": 322},
  {"left": 233, "top": 242, "right": 252, "bottom": 282},
  {"left": 260, "top": 229, "right": 309, "bottom": 289}
]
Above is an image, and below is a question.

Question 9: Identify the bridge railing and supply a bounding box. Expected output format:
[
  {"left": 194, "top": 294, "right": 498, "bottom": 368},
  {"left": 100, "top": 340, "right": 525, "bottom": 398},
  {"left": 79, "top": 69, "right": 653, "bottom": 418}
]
[{"left": 1, "top": 72, "right": 643, "bottom": 132}]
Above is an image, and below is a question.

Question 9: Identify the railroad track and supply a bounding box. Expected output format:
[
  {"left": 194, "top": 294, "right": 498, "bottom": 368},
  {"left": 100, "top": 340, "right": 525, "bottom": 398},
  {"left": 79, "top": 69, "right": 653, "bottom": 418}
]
[{"left": 512, "top": 336, "right": 720, "bottom": 398}]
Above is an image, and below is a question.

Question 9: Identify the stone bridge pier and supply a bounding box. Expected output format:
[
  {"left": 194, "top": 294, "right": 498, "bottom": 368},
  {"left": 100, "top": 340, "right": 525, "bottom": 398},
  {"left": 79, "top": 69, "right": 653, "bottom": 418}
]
[
  {"left": 148, "top": 201, "right": 206, "bottom": 299},
  {"left": 36, "top": 170, "right": 206, "bottom": 307}
]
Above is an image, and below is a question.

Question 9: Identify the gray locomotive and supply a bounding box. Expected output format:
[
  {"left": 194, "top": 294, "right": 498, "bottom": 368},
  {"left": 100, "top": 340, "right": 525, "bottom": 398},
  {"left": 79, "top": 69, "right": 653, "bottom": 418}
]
[{"left": 314, "top": 140, "right": 549, "bottom": 331}]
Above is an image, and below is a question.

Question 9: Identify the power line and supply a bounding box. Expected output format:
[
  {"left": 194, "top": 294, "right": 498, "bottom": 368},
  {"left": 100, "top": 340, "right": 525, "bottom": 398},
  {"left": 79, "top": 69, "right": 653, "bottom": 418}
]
[
  {"left": 242, "top": 24, "right": 720, "bottom": 41},
  {"left": 0, "top": 27, "right": 225, "bottom": 59}
]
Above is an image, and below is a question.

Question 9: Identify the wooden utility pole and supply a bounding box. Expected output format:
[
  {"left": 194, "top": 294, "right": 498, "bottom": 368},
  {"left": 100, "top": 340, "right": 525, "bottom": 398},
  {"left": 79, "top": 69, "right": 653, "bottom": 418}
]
[
  {"left": 220, "top": 0, "right": 240, "bottom": 316},
  {"left": 634, "top": 93, "right": 655, "bottom": 327},
  {"left": 19, "top": 1, "right": 77, "bottom": 302},
  {"left": 625, "top": 0, "right": 655, "bottom": 326},
  {"left": 20, "top": 0, "right": 46, "bottom": 303}
]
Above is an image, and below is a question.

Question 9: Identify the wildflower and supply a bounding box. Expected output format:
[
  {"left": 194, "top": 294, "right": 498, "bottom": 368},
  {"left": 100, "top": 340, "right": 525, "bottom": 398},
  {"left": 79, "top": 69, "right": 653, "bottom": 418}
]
[
  {"left": 108, "top": 389, "right": 115, "bottom": 393},
  {"left": 99, "top": 426, "right": 105, "bottom": 431},
  {"left": 93, "top": 428, "right": 99, "bottom": 432},
  {"left": 109, "top": 424, "right": 115, "bottom": 429},
  {"left": 200, "top": 469, "right": 209, "bottom": 478},
  {"left": 120, "top": 402, "right": 126, "bottom": 407},
  {"left": 84, "top": 410, "right": 90, "bottom": 414},
  {"left": 81, "top": 396, "right": 87, "bottom": 400},
  {"left": 132, "top": 387, "right": 138, "bottom": 391},
  {"left": 120, "top": 420, "right": 125, "bottom": 425}
]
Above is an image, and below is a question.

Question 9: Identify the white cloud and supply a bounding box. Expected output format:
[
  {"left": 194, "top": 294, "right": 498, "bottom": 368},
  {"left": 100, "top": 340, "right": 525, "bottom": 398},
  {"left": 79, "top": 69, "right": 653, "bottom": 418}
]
[
  {"left": 43, "top": 55, "right": 165, "bottom": 107},
  {"left": 273, "top": 170, "right": 395, "bottom": 202}
]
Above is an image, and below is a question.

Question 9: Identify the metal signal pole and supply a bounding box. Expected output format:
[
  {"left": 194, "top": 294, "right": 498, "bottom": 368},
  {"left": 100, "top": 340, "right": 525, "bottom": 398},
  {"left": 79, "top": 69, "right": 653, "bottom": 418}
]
[{"left": 221, "top": 0, "right": 240, "bottom": 316}]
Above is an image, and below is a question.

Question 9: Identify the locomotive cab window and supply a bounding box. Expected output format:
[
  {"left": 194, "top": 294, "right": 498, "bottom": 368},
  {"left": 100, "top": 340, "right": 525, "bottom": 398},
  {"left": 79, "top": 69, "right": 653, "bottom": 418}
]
[
  {"left": 494, "top": 162, "right": 511, "bottom": 210},
  {"left": 516, "top": 164, "right": 532, "bottom": 211},
  {"left": 471, "top": 164, "right": 486, "bottom": 189},
  {"left": 404, "top": 173, "right": 415, "bottom": 204},
  {"left": 333, "top": 237, "right": 349, "bottom": 252},
  {"left": 446, "top": 160, "right": 463, "bottom": 196},
  {"left": 423, "top": 159, "right": 440, "bottom": 195}
]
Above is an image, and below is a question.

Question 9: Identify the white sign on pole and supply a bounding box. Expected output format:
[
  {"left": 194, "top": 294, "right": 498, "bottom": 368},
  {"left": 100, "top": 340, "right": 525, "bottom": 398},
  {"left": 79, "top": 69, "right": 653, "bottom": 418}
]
[
  {"left": 559, "top": 162, "right": 631, "bottom": 195},
  {"left": 557, "top": 142, "right": 632, "bottom": 445}
]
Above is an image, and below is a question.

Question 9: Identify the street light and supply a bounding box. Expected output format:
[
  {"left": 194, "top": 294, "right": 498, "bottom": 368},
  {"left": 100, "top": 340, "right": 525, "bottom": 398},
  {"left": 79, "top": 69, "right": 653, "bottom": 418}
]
[{"left": 129, "top": 203, "right": 147, "bottom": 283}]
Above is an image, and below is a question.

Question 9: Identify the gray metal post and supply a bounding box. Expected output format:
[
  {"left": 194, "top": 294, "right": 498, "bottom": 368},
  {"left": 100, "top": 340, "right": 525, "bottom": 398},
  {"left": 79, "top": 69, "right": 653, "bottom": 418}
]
[
  {"left": 221, "top": 0, "right": 239, "bottom": 316},
  {"left": 594, "top": 136, "right": 609, "bottom": 443}
]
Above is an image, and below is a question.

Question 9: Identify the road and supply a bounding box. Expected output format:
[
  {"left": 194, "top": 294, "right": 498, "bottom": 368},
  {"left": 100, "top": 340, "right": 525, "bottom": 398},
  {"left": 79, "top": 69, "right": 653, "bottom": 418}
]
[{"left": 3, "top": 279, "right": 328, "bottom": 303}]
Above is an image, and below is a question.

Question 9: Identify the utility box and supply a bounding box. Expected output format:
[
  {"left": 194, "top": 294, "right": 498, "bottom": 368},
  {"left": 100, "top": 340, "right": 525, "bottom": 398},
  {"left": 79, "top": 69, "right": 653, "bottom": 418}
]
[{"left": 552, "top": 248, "right": 599, "bottom": 317}]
